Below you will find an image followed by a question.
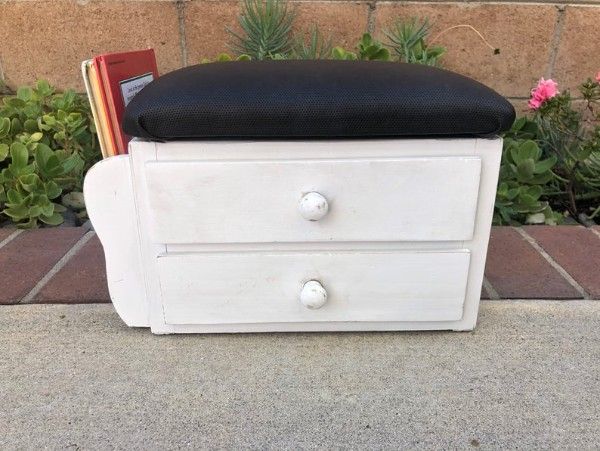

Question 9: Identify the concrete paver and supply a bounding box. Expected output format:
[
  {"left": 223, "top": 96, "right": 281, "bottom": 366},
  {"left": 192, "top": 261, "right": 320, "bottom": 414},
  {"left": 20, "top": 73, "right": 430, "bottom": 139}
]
[{"left": 1, "top": 302, "right": 599, "bottom": 449}]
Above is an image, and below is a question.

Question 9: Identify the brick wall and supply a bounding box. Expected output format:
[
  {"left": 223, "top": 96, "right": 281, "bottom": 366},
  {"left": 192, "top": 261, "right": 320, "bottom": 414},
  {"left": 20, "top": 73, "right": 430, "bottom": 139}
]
[{"left": 1, "top": 0, "right": 599, "bottom": 106}]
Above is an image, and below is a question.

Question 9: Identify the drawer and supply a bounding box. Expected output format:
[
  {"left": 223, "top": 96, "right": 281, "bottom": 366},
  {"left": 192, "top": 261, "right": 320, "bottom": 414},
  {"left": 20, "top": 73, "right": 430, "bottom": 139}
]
[
  {"left": 144, "top": 157, "right": 481, "bottom": 244},
  {"left": 157, "top": 250, "right": 471, "bottom": 325}
]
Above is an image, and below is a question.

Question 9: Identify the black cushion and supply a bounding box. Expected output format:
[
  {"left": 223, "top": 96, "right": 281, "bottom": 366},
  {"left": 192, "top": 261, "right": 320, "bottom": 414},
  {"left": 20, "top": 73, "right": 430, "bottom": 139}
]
[{"left": 123, "top": 60, "right": 515, "bottom": 140}]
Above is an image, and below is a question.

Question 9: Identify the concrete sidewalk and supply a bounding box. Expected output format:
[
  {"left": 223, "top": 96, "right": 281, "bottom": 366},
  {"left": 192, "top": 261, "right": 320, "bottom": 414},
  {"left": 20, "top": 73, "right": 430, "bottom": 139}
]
[{"left": 1, "top": 301, "right": 599, "bottom": 449}]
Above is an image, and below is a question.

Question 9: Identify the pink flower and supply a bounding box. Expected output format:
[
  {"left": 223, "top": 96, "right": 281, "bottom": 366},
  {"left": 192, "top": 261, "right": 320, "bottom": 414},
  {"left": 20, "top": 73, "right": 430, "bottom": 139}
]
[
  {"left": 528, "top": 96, "right": 543, "bottom": 110},
  {"left": 596, "top": 71, "right": 600, "bottom": 83},
  {"left": 528, "top": 77, "right": 559, "bottom": 110}
]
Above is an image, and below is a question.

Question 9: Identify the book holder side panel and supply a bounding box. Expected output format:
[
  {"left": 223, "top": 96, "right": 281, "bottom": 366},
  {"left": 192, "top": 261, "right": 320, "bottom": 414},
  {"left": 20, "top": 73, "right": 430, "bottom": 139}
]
[{"left": 83, "top": 155, "right": 149, "bottom": 326}]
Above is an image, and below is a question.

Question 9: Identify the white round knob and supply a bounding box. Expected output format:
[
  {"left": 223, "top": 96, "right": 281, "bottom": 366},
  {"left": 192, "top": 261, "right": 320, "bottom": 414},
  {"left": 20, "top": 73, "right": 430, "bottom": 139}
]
[
  {"left": 299, "top": 192, "right": 329, "bottom": 221},
  {"left": 300, "top": 280, "right": 328, "bottom": 309}
]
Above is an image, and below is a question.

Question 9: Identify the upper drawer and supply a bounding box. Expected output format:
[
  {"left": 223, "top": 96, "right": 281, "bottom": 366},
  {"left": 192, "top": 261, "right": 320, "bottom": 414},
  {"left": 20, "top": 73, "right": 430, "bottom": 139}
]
[{"left": 144, "top": 157, "right": 481, "bottom": 244}]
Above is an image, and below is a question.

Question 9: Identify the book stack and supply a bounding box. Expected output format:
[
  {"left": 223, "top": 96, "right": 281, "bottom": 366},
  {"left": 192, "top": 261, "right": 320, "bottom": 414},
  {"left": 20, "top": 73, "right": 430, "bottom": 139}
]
[{"left": 82, "top": 49, "right": 158, "bottom": 157}]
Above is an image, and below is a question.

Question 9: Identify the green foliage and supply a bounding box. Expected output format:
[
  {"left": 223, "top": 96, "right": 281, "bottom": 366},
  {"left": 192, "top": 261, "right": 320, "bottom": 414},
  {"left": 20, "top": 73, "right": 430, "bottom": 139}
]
[
  {"left": 201, "top": 53, "right": 252, "bottom": 64},
  {"left": 293, "top": 26, "right": 332, "bottom": 60},
  {"left": 356, "top": 33, "right": 390, "bottom": 61},
  {"left": 332, "top": 34, "right": 391, "bottom": 61},
  {"left": 220, "top": 0, "right": 444, "bottom": 65},
  {"left": 384, "top": 18, "right": 445, "bottom": 66},
  {"left": 503, "top": 115, "right": 539, "bottom": 141},
  {"left": 227, "top": 0, "right": 296, "bottom": 60},
  {"left": 0, "top": 80, "right": 99, "bottom": 228},
  {"left": 331, "top": 46, "right": 357, "bottom": 61},
  {"left": 532, "top": 80, "right": 600, "bottom": 222},
  {"left": 494, "top": 134, "right": 561, "bottom": 225},
  {"left": 497, "top": 75, "right": 600, "bottom": 225}
]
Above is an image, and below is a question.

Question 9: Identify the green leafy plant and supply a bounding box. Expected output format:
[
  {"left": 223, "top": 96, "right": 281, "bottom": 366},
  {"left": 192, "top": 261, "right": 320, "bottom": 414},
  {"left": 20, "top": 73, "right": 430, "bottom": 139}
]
[
  {"left": 494, "top": 134, "right": 561, "bottom": 225},
  {"left": 332, "top": 33, "right": 390, "bottom": 61},
  {"left": 293, "top": 26, "right": 332, "bottom": 60},
  {"left": 0, "top": 80, "right": 99, "bottom": 227},
  {"left": 214, "top": 0, "right": 458, "bottom": 66},
  {"left": 356, "top": 33, "right": 391, "bottom": 61},
  {"left": 384, "top": 18, "right": 445, "bottom": 66},
  {"left": 527, "top": 76, "right": 600, "bottom": 223},
  {"left": 0, "top": 142, "right": 79, "bottom": 227},
  {"left": 200, "top": 53, "right": 252, "bottom": 64},
  {"left": 227, "top": 0, "right": 296, "bottom": 60},
  {"left": 331, "top": 46, "right": 357, "bottom": 61},
  {"left": 222, "top": 1, "right": 447, "bottom": 65},
  {"left": 495, "top": 73, "right": 600, "bottom": 225},
  {"left": 214, "top": 0, "right": 504, "bottom": 71}
]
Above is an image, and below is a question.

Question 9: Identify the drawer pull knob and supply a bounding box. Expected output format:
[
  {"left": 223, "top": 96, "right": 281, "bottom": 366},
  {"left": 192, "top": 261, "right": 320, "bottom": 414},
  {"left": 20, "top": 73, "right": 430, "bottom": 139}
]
[
  {"left": 300, "top": 280, "right": 328, "bottom": 309},
  {"left": 299, "top": 192, "right": 329, "bottom": 221}
]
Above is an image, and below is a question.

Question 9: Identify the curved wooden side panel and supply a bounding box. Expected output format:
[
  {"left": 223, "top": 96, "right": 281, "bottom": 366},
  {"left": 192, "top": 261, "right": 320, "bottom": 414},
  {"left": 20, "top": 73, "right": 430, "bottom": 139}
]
[{"left": 83, "top": 156, "right": 149, "bottom": 327}]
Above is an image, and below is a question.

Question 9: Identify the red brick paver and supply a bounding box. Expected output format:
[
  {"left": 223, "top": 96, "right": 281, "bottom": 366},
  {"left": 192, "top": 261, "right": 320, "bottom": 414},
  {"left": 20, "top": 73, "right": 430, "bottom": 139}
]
[
  {"left": 480, "top": 285, "right": 490, "bottom": 300},
  {"left": 484, "top": 227, "right": 582, "bottom": 299},
  {"left": 525, "top": 226, "right": 600, "bottom": 298},
  {"left": 1, "top": 225, "right": 599, "bottom": 304},
  {"left": 34, "top": 235, "right": 110, "bottom": 304},
  {"left": 0, "top": 229, "right": 15, "bottom": 242},
  {"left": 0, "top": 228, "right": 86, "bottom": 304}
]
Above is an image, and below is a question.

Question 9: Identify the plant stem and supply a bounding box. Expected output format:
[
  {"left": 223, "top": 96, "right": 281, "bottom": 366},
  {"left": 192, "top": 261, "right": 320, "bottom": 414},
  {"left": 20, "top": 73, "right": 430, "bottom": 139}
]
[
  {"left": 575, "top": 191, "right": 600, "bottom": 200},
  {"left": 589, "top": 204, "right": 600, "bottom": 219},
  {"left": 567, "top": 178, "right": 578, "bottom": 216},
  {"left": 430, "top": 25, "right": 497, "bottom": 52}
]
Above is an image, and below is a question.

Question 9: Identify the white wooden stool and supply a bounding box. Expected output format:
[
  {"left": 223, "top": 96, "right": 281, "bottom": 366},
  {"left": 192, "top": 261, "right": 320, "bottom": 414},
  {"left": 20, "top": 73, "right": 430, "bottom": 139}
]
[{"left": 84, "top": 61, "right": 514, "bottom": 334}]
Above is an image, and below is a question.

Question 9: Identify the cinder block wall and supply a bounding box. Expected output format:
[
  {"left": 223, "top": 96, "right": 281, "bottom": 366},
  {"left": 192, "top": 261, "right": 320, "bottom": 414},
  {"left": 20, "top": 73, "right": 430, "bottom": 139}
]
[{"left": 1, "top": 0, "right": 599, "bottom": 107}]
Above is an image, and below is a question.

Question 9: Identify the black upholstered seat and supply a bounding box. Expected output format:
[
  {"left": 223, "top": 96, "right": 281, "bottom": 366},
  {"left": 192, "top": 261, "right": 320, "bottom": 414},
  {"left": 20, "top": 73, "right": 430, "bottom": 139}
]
[{"left": 122, "top": 60, "right": 515, "bottom": 140}]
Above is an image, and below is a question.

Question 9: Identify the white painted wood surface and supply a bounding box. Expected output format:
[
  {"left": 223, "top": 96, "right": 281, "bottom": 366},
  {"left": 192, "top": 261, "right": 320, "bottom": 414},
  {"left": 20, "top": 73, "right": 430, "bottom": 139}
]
[
  {"left": 145, "top": 157, "right": 481, "bottom": 244},
  {"left": 84, "top": 137, "right": 502, "bottom": 333},
  {"left": 298, "top": 192, "right": 329, "bottom": 222},
  {"left": 300, "top": 280, "right": 328, "bottom": 309},
  {"left": 152, "top": 138, "right": 479, "bottom": 161},
  {"left": 83, "top": 155, "right": 149, "bottom": 326},
  {"left": 158, "top": 251, "right": 470, "bottom": 325}
]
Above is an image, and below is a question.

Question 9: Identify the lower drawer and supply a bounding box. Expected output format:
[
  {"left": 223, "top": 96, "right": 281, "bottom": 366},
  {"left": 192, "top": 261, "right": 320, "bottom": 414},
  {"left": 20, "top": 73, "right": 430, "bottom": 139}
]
[{"left": 157, "top": 250, "right": 471, "bottom": 325}]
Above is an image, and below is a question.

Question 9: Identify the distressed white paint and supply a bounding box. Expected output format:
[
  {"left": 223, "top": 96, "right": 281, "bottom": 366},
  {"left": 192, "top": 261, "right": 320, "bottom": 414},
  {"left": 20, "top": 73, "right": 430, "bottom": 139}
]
[
  {"left": 83, "top": 156, "right": 149, "bottom": 326},
  {"left": 84, "top": 137, "right": 502, "bottom": 334},
  {"left": 145, "top": 157, "right": 481, "bottom": 243},
  {"left": 300, "top": 280, "right": 328, "bottom": 309},
  {"left": 158, "top": 250, "right": 470, "bottom": 325},
  {"left": 298, "top": 192, "right": 329, "bottom": 222}
]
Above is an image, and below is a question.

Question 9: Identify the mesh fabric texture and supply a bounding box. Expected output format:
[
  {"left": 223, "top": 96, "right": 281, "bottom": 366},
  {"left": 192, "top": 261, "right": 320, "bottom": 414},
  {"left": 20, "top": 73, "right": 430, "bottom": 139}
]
[{"left": 122, "top": 60, "right": 516, "bottom": 141}]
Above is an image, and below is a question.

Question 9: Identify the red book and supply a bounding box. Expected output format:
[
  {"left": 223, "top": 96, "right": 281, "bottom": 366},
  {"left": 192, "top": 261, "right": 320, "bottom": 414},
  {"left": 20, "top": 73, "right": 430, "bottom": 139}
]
[{"left": 94, "top": 49, "right": 158, "bottom": 154}]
